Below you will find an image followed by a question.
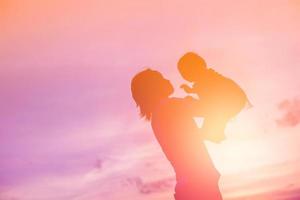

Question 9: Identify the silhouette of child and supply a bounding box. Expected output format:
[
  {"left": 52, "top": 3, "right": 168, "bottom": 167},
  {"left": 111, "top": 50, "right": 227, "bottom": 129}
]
[{"left": 178, "top": 52, "right": 251, "bottom": 143}]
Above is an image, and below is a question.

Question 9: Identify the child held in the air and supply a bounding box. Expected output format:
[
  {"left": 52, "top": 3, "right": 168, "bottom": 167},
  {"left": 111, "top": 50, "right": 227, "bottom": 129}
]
[{"left": 178, "top": 52, "right": 251, "bottom": 143}]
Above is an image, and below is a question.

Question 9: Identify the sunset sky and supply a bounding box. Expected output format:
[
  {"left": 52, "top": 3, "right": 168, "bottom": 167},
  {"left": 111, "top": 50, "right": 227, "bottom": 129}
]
[{"left": 1, "top": 0, "right": 300, "bottom": 200}]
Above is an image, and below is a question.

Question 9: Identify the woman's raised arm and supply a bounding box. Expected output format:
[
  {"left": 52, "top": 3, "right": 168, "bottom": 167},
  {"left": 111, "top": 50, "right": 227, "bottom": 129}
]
[{"left": 181, "top": 96, "right": 208, "bottom": 117}]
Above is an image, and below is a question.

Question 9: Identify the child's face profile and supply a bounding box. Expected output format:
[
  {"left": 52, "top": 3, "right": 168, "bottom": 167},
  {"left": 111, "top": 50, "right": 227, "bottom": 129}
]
[
  {"left": 178, "top": 65, "right": 201, "bottom": 82},
  {"left": 178, "top": 52, "right": 207, "bottom": 82}
]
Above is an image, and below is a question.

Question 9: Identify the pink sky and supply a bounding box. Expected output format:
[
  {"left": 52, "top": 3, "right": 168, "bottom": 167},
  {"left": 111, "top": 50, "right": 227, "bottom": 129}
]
[{"left": 1, "top": 0, "right": 300, "bottom": 199}]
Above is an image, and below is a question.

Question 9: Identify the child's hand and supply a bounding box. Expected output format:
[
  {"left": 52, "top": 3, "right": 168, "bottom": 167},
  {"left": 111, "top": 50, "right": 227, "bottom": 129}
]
[{"left": 180, "top": 84, "right": 194, "bottom": 93}]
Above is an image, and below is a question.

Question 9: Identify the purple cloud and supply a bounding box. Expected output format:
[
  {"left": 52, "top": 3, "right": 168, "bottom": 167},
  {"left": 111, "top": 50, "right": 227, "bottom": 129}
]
[
  {"left": 273, "top": 187, "right": 300, "bottom": 200},
  {"left": 276, "top": 98, "right": 300, "bottom": 127},
  {"left": 123, "top": 176, "right": 174, "bottom": 195}
]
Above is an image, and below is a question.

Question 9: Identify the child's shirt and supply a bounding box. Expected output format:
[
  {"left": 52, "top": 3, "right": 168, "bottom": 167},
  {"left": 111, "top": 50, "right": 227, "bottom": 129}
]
[{"left": 192, "top": 69, "right": 248, "bottom": 118}]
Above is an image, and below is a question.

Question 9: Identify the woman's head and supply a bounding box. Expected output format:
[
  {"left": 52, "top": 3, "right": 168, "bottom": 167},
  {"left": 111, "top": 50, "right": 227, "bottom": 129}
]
[{"left": 131, "top": 69, "right": 174, "bottom": 120}]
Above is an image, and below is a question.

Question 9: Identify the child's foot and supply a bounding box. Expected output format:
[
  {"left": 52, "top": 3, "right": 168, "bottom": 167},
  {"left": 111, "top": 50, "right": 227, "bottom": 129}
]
[{"left": 204, "top": 132, "right": 226, "bottom": 143}]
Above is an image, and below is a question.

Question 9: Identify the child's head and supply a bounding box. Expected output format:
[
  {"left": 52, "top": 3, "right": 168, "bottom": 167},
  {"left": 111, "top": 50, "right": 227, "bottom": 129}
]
[{"left": 178, "top": 52, "right": 207, "bottom": 82}]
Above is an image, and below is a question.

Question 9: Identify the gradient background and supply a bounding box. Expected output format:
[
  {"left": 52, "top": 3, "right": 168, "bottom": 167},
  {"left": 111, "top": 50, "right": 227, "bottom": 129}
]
[{"left": 1, "top": 0, "right": 300, "bottom": 199}]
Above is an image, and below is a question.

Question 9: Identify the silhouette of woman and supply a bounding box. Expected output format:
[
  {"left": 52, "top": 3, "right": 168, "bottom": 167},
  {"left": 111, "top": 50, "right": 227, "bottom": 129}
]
[{"left": 131, "top": 69, "right": 223, "bottom": 200}]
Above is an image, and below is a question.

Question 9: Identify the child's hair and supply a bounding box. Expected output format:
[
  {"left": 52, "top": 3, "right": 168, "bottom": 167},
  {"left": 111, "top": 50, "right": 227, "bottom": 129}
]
[{"left": 178, "top": 52, "right": 207, "bottom": 82}]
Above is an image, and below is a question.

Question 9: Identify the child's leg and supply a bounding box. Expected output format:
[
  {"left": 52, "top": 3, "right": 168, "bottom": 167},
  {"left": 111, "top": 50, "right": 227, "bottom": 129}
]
[{"left": 202, "top": 115, "right": 228, "bottom": 143}]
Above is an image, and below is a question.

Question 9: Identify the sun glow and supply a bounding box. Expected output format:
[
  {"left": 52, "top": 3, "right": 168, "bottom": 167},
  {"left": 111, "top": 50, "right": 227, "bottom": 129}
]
[{"left": 201, "top": 111, "right": 276, "bottom": 175}]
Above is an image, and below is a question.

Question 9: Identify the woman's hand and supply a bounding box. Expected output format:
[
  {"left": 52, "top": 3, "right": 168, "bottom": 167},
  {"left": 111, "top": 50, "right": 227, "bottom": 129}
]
[{"left": 180, "top": 84, "right": 194, "bottom": 94}]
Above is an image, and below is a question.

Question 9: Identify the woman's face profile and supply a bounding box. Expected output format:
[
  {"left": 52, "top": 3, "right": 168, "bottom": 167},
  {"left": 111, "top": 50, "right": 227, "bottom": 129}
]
[
  {"left": 141, "top": 69, "right": 174, "bottom": 98},
  {"left": 159, "top": 76, "right": 174, "bottom": 98}
]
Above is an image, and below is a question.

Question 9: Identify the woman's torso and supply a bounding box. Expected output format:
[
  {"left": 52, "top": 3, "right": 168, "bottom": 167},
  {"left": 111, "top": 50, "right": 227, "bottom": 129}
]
[{"left": 151, "top": 97, "right": 220, "bottom": 183}]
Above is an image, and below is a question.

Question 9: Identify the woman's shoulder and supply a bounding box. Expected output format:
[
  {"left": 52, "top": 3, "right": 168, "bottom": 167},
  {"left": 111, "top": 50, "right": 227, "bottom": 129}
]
[
  {"left": 155, "top": 97, "right": 181, "bottom": 110},
  {"left": 153, "top": 97, "right": 186, "bottom": 114},
  {"left": 168, "top": 97, "right": 201, "bottom": 113},
  {"left": 167, "top": 97, "right": 192, "bottom": 108}
]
